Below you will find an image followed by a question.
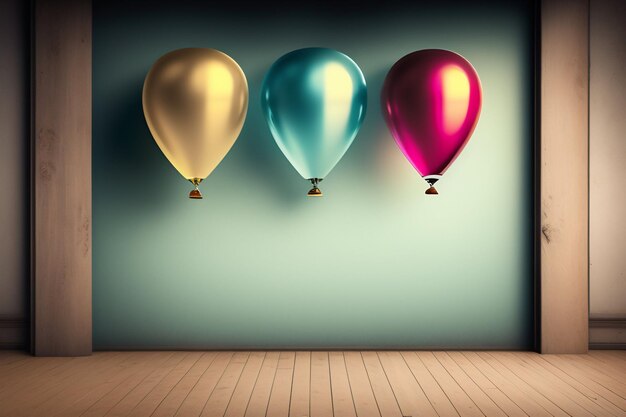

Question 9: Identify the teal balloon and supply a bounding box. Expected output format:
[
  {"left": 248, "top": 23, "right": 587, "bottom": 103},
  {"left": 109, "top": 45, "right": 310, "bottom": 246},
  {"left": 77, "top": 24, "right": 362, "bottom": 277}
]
[{"left": 261, "top": 48, "right": 367, "bottom": 180}]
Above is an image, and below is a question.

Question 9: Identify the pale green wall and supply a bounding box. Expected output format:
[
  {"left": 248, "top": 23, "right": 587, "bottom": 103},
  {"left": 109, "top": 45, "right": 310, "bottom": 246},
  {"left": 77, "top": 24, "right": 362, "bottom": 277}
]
[{"left": 93, "top": 0, "right": 534, "bottom": 349}]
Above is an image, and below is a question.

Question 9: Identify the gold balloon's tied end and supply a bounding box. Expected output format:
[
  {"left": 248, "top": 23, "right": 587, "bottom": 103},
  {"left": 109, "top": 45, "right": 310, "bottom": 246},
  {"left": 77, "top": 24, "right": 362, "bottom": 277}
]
[
  {"left": 189, "top": 189, "right": 202, "bottom": 199},
  {"left": 189, "top": 178, "right": 203, "bottom": 200},
  {"left": 307, "top": 178, "right": 323, "bottom": 197}
]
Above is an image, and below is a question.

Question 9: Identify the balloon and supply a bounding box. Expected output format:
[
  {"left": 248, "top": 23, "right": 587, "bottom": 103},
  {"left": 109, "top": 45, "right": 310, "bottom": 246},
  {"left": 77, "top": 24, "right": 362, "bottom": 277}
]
[
  {"left": 143, "top": 48, "right": 248, "bottom": 199},
  {"left": 261, "top": 48, "right": 367, "bottom": 196},
  {"left": 381, "top": 49, "right": 482, "bottom": 194}
]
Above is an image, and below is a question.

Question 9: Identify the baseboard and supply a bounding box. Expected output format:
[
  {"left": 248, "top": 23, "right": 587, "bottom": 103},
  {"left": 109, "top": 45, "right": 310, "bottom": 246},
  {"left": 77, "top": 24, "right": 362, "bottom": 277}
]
[
  {"left": 0, "top": 317, "right": 27, "bottom": 349},
  {"left": 589, "top": 343, "right": 626, "bottom": 350},
  {"left": 589, "top": 318, "right": 626, "bottom": 350}
]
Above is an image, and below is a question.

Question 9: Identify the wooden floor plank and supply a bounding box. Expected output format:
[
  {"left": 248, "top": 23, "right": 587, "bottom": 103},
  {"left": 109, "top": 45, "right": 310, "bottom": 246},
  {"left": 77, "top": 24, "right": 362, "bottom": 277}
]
[
  {"left": 0, "top": 352, "right": 32, "bottom": 370},
  {"left": 514, "top": 352, "right": 624, "bottom": 416},
  {"left": 344, "top": 351, "right": 381, "bottom": 417},
  {"left": 49, "top": 352, "right": 170, "bottom": 417},
  {"left": 0, "top": 353, "right": 108, "bottom": 403},
  {"left": 446, "top": 352, "right": 527, "bottom": 417},
  {"left": 377, "top": 352, "right": 438, "bottom": 417},
  {"left": 81, "top": 352, "right": 177, "bottom": 417},
  {"left": 14, "top": 352, "right": 137, "bottom": 417},
  {"left": 266, "top": 351, "right": 295, "bottom": 417},
  {"left": 4, "top": 352, "right": 125, "bottom": 417},
  {"left": 589, "top": 351, "right": 626, "bottom": 363},
  {"left": 328, "top": 352, "right": 357, "bottom": 417},
  {"left": 244, "top": 352, "right": 280, "bottom": 417},
  {"left": 603, "top": 351, "right": 626, "bottom": 362},
  {"left": 0, "top": 358, "right": 34, "bottom": 379},
  {"left": 289, "top": 351, "right": 311, "bottom": 417},
  {"left": 417, "top": 351, "right": 484, "bottom": 417},
  {"left": 538, "top": 354, "right": 626, "bottom": 411},
  {"left": 150, "top": 352, "right": 218, "bottom": 417},
  {"left": 473, "top": 352, "right": 569, "bottom": 417},
  {"left": 588, "top": 352, "right": 626, "bottom": 374},
  {"left": 576, "top": 353, "right": 626, "bottom": 383},
  {"left": 245, "top": 352, "right": 280, "bottom": 417},
  {"left": 489, "top": 352, "right": 601, "bottom": 417},
  {"left": 103, "top": 352, "right": 190, "bottom": 417},
  {"left": 0, "top": 351, "right": 28, "bottom": 364},
  {"left": 224, "top": 352, "right": 266, "bottom": 417},
  {"left": 1, "top": 351, "right": 626, "bottom": 417},
  {"left": 521, "top": 352, "right": 626, "bottom": 416},
  {"left": 175, "top": 352, "right": 234, "bottom": 417},
  {"left": 130, "top": 352, "right": 205, "bottom": 417},
  {"left": 361, "top": 352, "right": 403, "bottom": 417},
  {"left": 200, "top": 352, "right": 250, "bottom": 417},
  {"left": 401, "top": 351, "right": 460, "bottom": 416},
  {"left": 461, "top": 352, "right": 552, "bottom": 417},
  {"left": 433, "top": 352, "right": 507, "bottom": 417},
  {"left": 515, "top": 352, "right": 623, "bottom": 416},
  {"left": 552, "top": 355, "right": 626, "bottom": 397},
  {"left": 309, "top": 352, "right": 333, "bottom": 417},
  {"left": 0, "top": 356, "right": 74, "bottom": 395}
]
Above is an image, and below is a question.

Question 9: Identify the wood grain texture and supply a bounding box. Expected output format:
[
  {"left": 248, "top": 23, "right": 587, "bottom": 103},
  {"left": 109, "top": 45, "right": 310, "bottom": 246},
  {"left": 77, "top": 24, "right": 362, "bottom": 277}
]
[
  {"left": 377, "top": 352, "right": 438, "bottom": 417},
  {"left": 32, "top": 0, "right": 92, "bottom": 356},
  {"left": 244, "top": 352, "right": 279, "bottom": 417},
  {"left": 1, "top": 351, "right": 625, "bottom": 417},
  {"left": 540, "top": 0, "right": 589, "bottom": 354},
  {"left": 289, "top": 351, "right": 311, "bottom": 417},
  {"left": 265, "top": 352, "right": 295, "bottom": 417},
  {"left": 328, "top": 352, "right": 357, "bottom": 417},
  {"left": 343, "top": 352, "right": 380, "bottom": 417},
  {"left": 401, "top": 351, "right": 459, "bottom": 416},
  {"left": 309, "top": 352, "right": 333, "bottom": 417}
]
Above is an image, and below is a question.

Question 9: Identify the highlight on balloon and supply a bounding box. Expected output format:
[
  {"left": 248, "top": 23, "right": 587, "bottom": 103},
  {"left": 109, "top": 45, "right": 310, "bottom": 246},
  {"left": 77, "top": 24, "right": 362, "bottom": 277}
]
[
  {"left": 261, "top": 48, "right": 367, "bottom": 197},
  {"left": 142, "top": 48, "right": 249, "bottom": 199},
  {"left": 381, "top": 49, "right": 482, "bottom": 195}
]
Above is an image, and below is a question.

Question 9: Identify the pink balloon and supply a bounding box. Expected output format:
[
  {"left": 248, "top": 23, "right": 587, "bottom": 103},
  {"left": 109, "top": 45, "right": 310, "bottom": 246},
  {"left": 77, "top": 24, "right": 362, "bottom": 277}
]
[{"left": 382, "top": 49, "right": 482, "bottom": 194}]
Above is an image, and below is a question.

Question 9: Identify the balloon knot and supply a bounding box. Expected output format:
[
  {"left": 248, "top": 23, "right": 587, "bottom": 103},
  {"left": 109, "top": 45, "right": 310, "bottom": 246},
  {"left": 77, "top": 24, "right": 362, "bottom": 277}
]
[
  {"left": 307, "top": 178, "right": 323, "bottom": 197},
  {"left": 307, "top": 187, "right": 323, "bottom": 197},
  {"left": 189, "top": 189, "right": 203, "bottom": 199},
  {"left": 425, "top": 186, "right": 438, "bottom": 195},
  {"left": 424, "top": 176, "right": 439, "bottom": 195},
  {"left": 189, "top": 178, "right": 203, "bottom": 199}
]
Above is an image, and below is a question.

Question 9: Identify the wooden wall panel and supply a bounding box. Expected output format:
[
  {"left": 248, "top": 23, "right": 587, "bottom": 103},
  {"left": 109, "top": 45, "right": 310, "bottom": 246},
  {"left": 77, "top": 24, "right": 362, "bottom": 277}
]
[
  {"left": 33, "top": 0, "right": 92, "bottom": 356},
  {"left": 540, "top": 0, "right": 589, "bottom": 353}
]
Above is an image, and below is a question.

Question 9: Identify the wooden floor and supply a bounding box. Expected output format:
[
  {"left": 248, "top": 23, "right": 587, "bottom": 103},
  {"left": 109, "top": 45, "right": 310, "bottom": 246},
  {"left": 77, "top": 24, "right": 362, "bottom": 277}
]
[{"left": 0, "top": 351, "right": 625, "bottom": 417}]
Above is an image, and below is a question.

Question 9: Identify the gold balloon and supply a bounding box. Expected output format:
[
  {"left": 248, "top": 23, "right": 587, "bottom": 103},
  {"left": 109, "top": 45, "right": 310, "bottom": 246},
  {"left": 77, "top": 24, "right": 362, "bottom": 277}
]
[{"left": 142, "top": 48, "right": 248, "bottom": 198}]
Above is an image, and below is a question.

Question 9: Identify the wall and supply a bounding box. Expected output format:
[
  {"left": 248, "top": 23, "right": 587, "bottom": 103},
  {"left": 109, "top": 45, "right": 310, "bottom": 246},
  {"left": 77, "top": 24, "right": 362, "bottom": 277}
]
[
  {"left": 0, "top": 0, "right": 29, "bottom": 348},
  {"left": 93, "top": 0, "right": 534, "bottom": 349},
  {"left": 589, "top": 0, "right": 626, "bottom": 345}
]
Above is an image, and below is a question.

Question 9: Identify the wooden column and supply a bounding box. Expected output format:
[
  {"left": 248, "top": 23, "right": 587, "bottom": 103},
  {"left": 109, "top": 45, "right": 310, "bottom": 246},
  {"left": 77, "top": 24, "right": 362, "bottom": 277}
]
[
  {"left": 32, "top": 0, "right": 92, "bottom": 356},
  {"left": 540, "top": 0, "right": 589, "bottom": 353}
]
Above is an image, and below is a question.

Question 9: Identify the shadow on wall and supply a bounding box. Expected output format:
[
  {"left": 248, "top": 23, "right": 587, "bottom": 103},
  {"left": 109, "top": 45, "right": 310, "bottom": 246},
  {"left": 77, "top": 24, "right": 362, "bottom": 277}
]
[
  {"left": 94, "top": 75, "right": 175, "bottom": 209},
  {"left": 349, "top": 67, "right": 397, "bottom": 182},
  {"left": 238, "top": 68, "right": 304, "bottom": 205}
]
